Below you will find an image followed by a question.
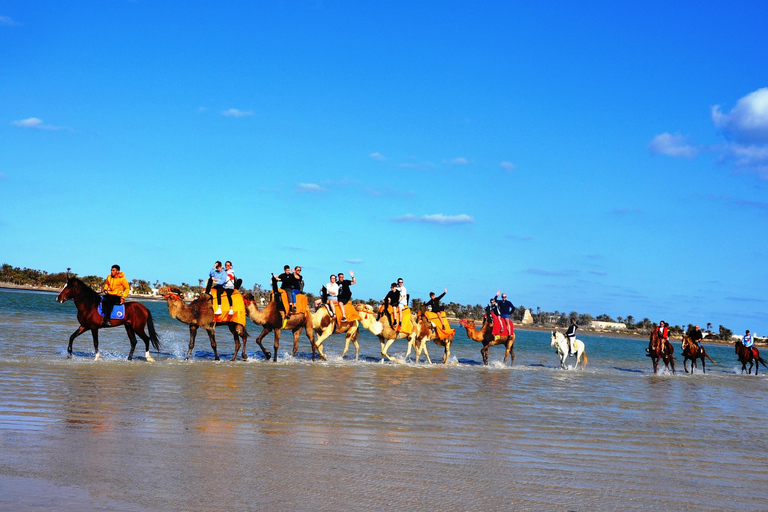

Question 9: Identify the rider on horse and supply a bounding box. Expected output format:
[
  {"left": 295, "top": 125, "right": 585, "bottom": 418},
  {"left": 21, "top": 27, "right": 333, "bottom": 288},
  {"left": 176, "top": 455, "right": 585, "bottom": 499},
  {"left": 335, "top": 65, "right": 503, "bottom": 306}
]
[
  {"left": 654, "top": 321, "right": 669, "bottom": 354},
  {"left": 566, "top": 318, "right": 578, "bottom": 356},
  {"left": 101, "top": 264, "right": 130, "bottom": 327},
  {"left": 743, "top": 330, "right": 758, "bottom": 359},
  {"left": 690, "top": 324, "right": 704, "bottom": 351}
]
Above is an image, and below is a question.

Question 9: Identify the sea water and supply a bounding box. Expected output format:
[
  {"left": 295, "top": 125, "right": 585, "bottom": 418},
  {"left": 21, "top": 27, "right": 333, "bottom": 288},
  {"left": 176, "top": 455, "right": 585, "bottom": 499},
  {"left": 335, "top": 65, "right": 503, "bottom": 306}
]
[{"left": 0, "top": 289, "right": 766, "bottom": 511}]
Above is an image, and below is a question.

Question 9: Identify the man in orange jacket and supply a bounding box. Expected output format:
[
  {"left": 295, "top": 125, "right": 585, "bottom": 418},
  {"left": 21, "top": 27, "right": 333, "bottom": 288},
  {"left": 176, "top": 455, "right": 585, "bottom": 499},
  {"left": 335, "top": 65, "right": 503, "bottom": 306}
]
[{"left": 101, "top": 264, "right": 130, "bottom": 326}]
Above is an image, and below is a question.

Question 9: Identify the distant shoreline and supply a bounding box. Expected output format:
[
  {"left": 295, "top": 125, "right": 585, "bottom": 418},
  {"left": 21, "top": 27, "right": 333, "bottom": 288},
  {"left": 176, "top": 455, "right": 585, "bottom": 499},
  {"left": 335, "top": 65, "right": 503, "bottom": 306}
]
[{"left": 4, "top": 283, "right": 760, "bottom": 346}]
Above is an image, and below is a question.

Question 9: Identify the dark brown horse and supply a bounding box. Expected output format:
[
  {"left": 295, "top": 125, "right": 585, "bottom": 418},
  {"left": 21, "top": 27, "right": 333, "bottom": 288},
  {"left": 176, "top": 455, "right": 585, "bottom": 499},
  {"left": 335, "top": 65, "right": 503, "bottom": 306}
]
[
  {"left": 56, "top": 276, "right": 161, "bottom": 361},
  {"left": 735, "top": 341, "right": 768, "bottom": 375},
  {"left": 681, "top": 335, "right": 715, "bottom": 374},
  {"left": 646, "top": 330, "right": 675, "bottom": 374}
]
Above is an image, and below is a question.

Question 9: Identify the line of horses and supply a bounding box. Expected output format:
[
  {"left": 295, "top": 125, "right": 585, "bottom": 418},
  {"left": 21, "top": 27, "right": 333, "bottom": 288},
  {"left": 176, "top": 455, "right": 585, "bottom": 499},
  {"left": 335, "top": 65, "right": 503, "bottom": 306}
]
[{"left": 56, "top": 276, "right": 768, "bottom": 374}]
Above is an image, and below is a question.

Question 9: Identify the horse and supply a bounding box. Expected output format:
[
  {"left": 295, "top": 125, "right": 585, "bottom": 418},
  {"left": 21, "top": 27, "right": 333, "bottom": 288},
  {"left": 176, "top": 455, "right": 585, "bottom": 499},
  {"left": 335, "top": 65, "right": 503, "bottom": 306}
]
[
  {"left": 56, "top": 276, "right": 161, "bottom": 361},
  {"left": 646, "top": 329, "right": 675, "bottom": 374},
  {"left": 681, "top": 335, "right": 715, "bottom": 374},
  {"left": 734, "top": 341, "right": 768, "bottom": 375},
  {"left": 550, "top": 331, "right": 587, "bottom": 369}
]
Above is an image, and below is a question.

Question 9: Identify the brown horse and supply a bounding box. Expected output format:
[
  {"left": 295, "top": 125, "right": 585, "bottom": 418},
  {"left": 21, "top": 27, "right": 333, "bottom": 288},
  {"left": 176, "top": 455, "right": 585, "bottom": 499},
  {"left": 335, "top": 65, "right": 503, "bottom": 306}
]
[
  {"left": 458, "top": 318, "right": 515, "bottom": 365},
  {"left": 681, "top": 335, "right": 715, "bottom": 374},
  {"left": 735, "top": 341, "right": 768, "bottom": 375},
  {"left": 646, "top": 330, "right": 675, "bottom": 374},
  {"left": 56, "top": 276, "right": 160, "bottom": 361}
]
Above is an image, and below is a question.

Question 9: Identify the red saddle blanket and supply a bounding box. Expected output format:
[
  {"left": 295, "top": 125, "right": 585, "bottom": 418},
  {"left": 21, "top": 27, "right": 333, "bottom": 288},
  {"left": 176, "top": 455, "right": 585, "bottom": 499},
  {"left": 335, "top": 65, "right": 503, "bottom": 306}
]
[{"left": 490, "top": 314, "right": 513, "bottom": 336}]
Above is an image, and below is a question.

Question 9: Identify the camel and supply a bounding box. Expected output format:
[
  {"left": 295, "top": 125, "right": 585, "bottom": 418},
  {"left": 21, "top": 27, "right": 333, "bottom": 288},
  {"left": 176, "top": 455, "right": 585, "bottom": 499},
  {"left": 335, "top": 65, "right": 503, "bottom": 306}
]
[
  {"left": 681, "top": 335, "right": 715, "bottom": 374},
  {"left": 355, "top": 304, "right": 422, "bottom": 362},
  {"left": 162, "top": 288, "right": 271, "bottom": 361},
  {"left": 242, "top": 292, "right": 316, "bottom": 362},
  {"left": 408, "top": 312, "right": 454, "bottom": 364},
  {"left": 458, "top": 318, "right": 515, "bottom": 365},
  {"left": 310, "top": 306, "right": 360, "bottom": 361}
]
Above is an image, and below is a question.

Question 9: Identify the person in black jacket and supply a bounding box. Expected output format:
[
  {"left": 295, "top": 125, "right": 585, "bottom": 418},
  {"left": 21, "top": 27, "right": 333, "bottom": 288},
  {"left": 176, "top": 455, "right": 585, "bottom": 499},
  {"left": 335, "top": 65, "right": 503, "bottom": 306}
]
[
  {"left": 425, "top": 288, "right": 448, "bottom": 328},
  {"left": 565, "top": 318, "right": 578, "bottom": 355}
]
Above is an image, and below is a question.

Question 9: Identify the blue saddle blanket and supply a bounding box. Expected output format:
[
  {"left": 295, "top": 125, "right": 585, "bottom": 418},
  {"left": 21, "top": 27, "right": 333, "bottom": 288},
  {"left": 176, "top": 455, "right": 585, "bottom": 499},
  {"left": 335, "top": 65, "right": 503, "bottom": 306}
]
[{"left": 97, "top": 303, "right": 126, "bottom": 320}]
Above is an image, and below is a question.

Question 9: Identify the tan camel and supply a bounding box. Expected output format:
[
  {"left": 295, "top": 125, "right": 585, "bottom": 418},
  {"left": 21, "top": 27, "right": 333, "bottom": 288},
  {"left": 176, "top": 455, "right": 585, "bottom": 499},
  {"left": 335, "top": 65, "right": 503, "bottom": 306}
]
[
  {"left": 243, "top": 293, "right": 316, "bottom": 362},
  {"left": 409, "top": 312, "right": 455, "bottom": 364},
  {"left": 458, "top": 318, "right": 515, "bottom": 365},
  {"left": 310, "top": 306, "right": 360, "bottom": 361},
  {"left": 355, "top": 304, "right": 423, "bottom": 362},
  {"left": 162, "top": 288, "right": 271, "bottom": 361}
]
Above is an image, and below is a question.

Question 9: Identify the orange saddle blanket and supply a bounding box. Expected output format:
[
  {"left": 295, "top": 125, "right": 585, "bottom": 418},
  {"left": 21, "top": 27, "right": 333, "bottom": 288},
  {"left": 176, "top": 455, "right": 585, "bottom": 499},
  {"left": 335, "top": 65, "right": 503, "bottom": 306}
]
[
  {"left": 425, "top": 311, "right": 455, "bottom": 340},
  {"left": 210, "top": 289, "right": 246, "bottom": 326},
  {"left": 277, "top": 289, "right": 309, "bottom": 315},
  {"left": 380, "top": 305, "right": 413, "bottom": 334},
  {"left": 327, "top": 302, "right": 360, "bottom": 325}
]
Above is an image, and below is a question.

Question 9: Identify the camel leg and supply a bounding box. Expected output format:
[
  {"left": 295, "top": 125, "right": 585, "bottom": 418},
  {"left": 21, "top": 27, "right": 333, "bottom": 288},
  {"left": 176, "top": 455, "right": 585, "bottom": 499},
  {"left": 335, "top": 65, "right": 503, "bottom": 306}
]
[
  {"left": 205, "top": 327, "right": 220, "bottom": 361},
  {"left": 236, "top": 325, "right": 249, "bottom": 360},
  {"left": 405, "top": 338, "right": 413, "bottom": 361},
  {"left": 67, "top": 326, "right": 88, "bottom": 358},
  {"left": 443, "top": 340, "right": 451, "bottom": 364},
  {"left": 230, "top": 326, "right": 241, "bottom": 362},
  {"left": 481, "top": 345, "right": 489, "bottom": 365},
  {"left": 423, "top": 342, "right": 432, "bottom": 365},
  {"left": 186, "top": 325, "right": 197, "bottom": 360},
  {"left": 291, "top": 328, "right": 301, "bottom": 357},
  {"left": 270, "top": 328, "right": 281, "bottom": 362},
  {"left": 381, "top": 338, "right": 396, "bottom": 362}
]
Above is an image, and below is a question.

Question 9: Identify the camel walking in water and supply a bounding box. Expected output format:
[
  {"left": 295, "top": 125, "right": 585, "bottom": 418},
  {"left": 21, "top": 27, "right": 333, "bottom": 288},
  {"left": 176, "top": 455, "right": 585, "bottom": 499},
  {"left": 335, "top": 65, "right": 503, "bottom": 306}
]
[
  {"left": 310, "top": 306, "right": 360, "bottom": 361},
  {"left": 681, "top": 335, "right": 714, "bottom": 374},
  {"left": 408, "top": 313, "right": 454, "bottom": 364},
  {"left": 243, "top": 293, "right": 316, "bottom": 362},
  {"left": 458, "top": 318, "right": 515, "bottom": 365},
  {"left": 355, "top": 305, "right": 422, "bottom": 362},
  {"left": 163, "top": 288, "right": 270, "bottom": 361}
]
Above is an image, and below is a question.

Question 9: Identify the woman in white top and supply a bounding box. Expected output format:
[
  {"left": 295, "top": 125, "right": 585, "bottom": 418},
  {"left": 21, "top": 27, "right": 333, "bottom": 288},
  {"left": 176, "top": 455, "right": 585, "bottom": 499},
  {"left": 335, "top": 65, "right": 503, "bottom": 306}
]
[
  {"left": 324, "top": 274, "right": 339, "bottom": 319},
  {"left": 222, "top": 261, "right": 237, "bottom": 316}
]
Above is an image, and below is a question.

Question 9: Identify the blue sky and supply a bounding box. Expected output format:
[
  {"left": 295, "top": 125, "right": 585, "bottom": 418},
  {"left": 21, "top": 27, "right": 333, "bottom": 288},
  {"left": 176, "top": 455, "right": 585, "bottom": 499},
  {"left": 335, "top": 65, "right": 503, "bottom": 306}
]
[{"left": 1, "top": 1, "right": 767, "bottom": 333}]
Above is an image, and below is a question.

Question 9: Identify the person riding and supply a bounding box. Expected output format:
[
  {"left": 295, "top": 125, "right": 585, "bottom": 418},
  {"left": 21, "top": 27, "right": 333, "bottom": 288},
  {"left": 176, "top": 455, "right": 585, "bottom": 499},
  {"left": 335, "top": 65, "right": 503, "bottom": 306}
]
[
  {"left": 205, "top": 261, "right": 229, "bottom": 315},
  {"left": 101, "top": 264, "right": 130, "bottom": 327},
  {"left": 495, "top": 290, "right": 515, "bottom": 336},
  {"left": 425, "top": 288, "right": 448, "bottom": 329},
  {"left": 654, "top": 320, "right": 669, "bottom": 353},
  {"left": 689, "top": 324, "right": 704, "bottom": 351},
  {"left": 394, "top": 278, "right": 407, "bottom": 328},
  {"left": 380, "top": 283, "right": 400, "bottom": 326},
  {"left": 565, "top": 318, "right": 578, "bottom": 356},
  {"left": 323, "top": 274, "right": 339, "bottom": 320},
  {"left": 275, "top": 265, "right": 295, "bottom": 314},
  {"left": 220, "top": 260, "right": 237, "bottom": 316},
  {"left": 743, "top": 329, "right": 757, "bottom": 358},
  {"left": 484, "top": 297, "right": 502, "bottom": 331},
  {"left": 337, "top": 271, "right": 356, "bottom": 322},
  {"left": 290, "top": 266, "right": 304, "bottom": 312}
]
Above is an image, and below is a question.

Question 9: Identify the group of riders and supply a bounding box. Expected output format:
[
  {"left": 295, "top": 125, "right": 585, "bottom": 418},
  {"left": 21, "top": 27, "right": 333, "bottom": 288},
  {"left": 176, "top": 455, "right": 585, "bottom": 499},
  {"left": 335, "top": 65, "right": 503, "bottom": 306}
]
[{"left": 99, "top": 263, "right": 759, "bottom": 358}]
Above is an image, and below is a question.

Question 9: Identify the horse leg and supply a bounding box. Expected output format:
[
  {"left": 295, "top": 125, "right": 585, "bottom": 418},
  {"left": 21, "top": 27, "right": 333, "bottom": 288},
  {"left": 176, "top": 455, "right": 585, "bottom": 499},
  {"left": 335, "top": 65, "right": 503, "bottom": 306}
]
[
  {"left": 90, "top": 328, "right": 100, "bottom": 360},
  {"left": 124, "top": 324, "right": 139, "bottom": 361},
  {"left": 67, "top": 326, "right": 87, "bottom": 358},
  {"left": 131, "top": 324, "right": 156, "bottom": 362},
  {"left": 684, "top": 357, "right": 690, "bottom": 374}
]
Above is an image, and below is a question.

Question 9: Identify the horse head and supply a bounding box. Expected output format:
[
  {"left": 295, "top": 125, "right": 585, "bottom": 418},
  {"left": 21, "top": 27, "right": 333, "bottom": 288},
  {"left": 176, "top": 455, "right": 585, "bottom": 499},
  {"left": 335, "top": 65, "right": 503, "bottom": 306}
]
[
  {"left": 56, "top": 277, "right": 78, "bottom": 303},
  {"left": 550, "top": 331, "right": 563, "bottom": 347}
]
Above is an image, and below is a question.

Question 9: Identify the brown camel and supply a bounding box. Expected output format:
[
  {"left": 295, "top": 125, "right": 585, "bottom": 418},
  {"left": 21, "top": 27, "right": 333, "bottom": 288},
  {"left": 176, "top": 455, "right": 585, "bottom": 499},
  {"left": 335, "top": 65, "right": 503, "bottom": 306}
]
[
  {"left": 681, "top": 335, "right": 715, "bottom": 374},
  {"left": 162, "top": 288, "right": 270, "bottom": 361},
  {"left": 408, "top": 312, "right": 454, "bottom": 364},
  {"left": 355, "top": 304, "right": 424, "bottom": 362},
  {"left": 242, "top": 293, "right": 316, "bottom": 362},
  {"left": 310, "top": 306, "right": 360, "bottom": 361},
  {"left": 458, "top": 318, "right": 515, "bottom": 365}
]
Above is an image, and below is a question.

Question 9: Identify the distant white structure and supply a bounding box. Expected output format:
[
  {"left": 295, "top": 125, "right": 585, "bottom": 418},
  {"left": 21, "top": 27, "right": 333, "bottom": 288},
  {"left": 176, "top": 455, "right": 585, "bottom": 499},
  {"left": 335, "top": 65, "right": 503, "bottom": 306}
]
[
  {"left": 590, "top": 321, "right": 627, "bottom": 331},
  {"left": 522, "top": 309, "right": 534, "bottom": 325}
]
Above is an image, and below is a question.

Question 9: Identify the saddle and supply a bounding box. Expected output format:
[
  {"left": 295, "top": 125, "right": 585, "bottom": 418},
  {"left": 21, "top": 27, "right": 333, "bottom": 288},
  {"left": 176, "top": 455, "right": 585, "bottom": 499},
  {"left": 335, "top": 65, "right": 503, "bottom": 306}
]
[
  {"left": 424, "top": 311, "right": 455, "bottom": 340},
  {"left": 379, "top": 304, "right": 413, "bottom": 334},
  {"left": 326, "top": 302, "right": 360, "bottom": 326},
  {"left": 97, "top": 302, "right": 125, "bottom": 320}
]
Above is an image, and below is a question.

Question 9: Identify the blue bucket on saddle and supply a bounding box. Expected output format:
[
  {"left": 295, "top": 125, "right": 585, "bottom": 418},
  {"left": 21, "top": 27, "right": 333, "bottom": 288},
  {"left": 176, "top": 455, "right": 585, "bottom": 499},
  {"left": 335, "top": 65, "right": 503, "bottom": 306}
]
[{"left": 97, "top": 303, "right": 126, "bottom": 320}]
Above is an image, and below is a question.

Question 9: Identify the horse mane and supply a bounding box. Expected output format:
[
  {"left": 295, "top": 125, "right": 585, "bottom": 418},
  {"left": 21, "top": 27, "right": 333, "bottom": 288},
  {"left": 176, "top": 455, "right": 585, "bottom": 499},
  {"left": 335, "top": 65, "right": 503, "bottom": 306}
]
[{"left": 68, "top": 277, "right": 102, "bottom": 307}]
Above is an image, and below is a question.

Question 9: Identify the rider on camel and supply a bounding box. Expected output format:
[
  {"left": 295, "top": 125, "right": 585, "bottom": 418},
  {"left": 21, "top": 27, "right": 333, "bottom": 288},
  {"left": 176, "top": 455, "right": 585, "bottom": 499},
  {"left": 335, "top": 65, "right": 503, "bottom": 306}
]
[
  {"left": 495, "top": 291, "right": 515, "bottom": 336},
  {"left": 337, "top": 271, "right": 355, "bottom": 322},
  {"left": 425, "top": 288, "right": 448, "bottom": 329},
  {"left": 101, "top": 264, "right": 130, "bottom": 327}
]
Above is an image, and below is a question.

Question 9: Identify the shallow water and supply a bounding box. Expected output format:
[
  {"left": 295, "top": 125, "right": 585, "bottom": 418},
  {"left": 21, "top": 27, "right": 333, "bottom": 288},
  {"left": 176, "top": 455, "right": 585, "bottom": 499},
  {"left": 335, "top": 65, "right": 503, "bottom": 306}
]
[{"left": 1, "top": 289, "right": 767, "bottom": 511}]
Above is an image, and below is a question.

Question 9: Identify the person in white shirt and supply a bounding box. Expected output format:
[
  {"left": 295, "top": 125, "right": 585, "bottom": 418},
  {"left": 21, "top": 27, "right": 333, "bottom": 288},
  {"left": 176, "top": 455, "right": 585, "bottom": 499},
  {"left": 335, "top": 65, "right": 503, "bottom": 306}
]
[
  {"left": 324, "top": 274, "right": 339, "bottom": 319},
  {"left": 395, "top": 278, "right": 407, "bottom": 327}
]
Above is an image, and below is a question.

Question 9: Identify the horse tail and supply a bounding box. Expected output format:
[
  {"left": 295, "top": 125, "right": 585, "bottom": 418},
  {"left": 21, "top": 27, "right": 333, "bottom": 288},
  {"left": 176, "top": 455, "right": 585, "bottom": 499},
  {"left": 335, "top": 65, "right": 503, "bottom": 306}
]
[
  {"left": 759, "top": 356, "right": 768, "bottom": 369},
  {"left": 581, "top": 349, "right": 588, "bottom": 368},
  {"left": 705, "top": 352, "right": 715, "bottom": 363},
  {"left": 146, "top": 311, "right": 161, "bottom": 352}
]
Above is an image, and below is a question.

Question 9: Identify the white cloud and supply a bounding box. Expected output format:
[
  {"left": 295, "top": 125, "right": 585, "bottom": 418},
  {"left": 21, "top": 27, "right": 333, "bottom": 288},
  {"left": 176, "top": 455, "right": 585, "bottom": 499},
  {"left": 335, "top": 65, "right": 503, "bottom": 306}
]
[
  {"left": 712, "top": 88, "right": 768, "bottom": 144},
  {"left": 391, "top": 213, "right": 475, "bottom": 225},
  {"left": 449, "top": 157, "right": 469, "bottom": 165},
  {"left": 345, "top": 259, "right": 364, "bottom": 264},
  {"left": 222, "top": 108, "right": 254, "bottom": 117},
  {"left": 500, "top": 161, "right": 515, "bottom": 172},
  {"left": 11, "top": 117, "right": 64, "bottom": 130},
  {"left": 648, "top": 132, "right": 699, "bottom": 158},
  {"left": 0, "top": 15, "right": 18, "bottom": 26},
  {"left": 297, "top": 183, "right": 325, "bottom": 193},
  {"left": 369, "top": 152, "right": 387, "bottom": 162}
]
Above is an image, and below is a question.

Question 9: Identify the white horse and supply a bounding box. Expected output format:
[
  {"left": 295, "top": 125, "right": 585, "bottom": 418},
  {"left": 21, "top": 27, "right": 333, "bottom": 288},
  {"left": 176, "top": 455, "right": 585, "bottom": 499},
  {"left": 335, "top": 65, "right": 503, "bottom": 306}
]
[{"left": 550, "top": 331, "right": 587, "bottom": 369}]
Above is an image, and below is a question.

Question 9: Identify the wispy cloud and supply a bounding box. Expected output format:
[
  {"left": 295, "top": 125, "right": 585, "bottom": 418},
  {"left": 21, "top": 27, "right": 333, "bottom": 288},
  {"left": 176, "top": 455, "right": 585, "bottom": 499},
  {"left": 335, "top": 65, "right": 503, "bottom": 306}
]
[
  {"left": 611, "top": 207, "right": 642, "bottom": 215},
  {"left": 11, "top": 117, "right": 66, "bottom": 130},
  {"left": 285, "top": 246, "right": 305, "bottom": 251},
  {"left": 446, "top": 157, "right": 470, "bottom": 165},
  {"left": 370, "top": 152, "right": 387, "bottom": 162},
  {"left": 708, "top": 194, "right": 768, "bottom": 214},
  {"left": 363, "top": 185, "right": 414, "bottom": 197},
  {"left": 505, "top": 234, "right": 534, "bottom": 241},
  {"left": 500, "top": 161, "right": 515, "bottom": 173},
  {"left": 345, "top": 259, "right": 364, "bottom": 264},
  {"left": 297, "top": 183, "right": 325, "bottom": 193},
  {"left": 397, "top": 162, "right": 434, "bottom": 170},
  {"left": 222, "top": 108, "right": 254, "bottom": 117},
  {"left": 648, "top": 132, "right": 700, "bottom": 158},
  {"left": 391, "top": 213, "right": 475, "bottom": 225},
  {"left": 589, "top": 270, "right": 608, "bottom": 276},
  {"left": 526, "top": 268, "right": 578, "bottom": 277},
  {"left": 0, "top": 15, "right": 19, "bottom": 26}
]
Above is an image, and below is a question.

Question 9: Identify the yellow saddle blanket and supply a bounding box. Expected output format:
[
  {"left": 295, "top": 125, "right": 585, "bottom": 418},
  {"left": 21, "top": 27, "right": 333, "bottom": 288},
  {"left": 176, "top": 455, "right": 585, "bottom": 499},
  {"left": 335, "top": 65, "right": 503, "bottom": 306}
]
[
  {"left": 210, "top": 289, "right": 246, "bottom": 326},
  {"left": 380, "top": 305, "right": 413, "bottom": 334},
  {"left": 276, "top": 290, "right": 309, "bottom": 315},
  {"left": 327, "top": 302, "right": 360, "bottom": 325},
  {"left": 425, "top": 311, "right": 455, "bottom": 340}
]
